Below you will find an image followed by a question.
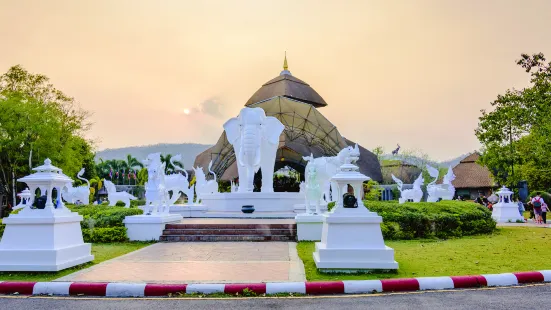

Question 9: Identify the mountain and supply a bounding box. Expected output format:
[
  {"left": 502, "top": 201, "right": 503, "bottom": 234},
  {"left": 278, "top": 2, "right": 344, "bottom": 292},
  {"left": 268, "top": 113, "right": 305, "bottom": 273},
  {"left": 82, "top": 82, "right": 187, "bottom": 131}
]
[{"left": 95, "top": 143, "right": 212, "bottom": 169}]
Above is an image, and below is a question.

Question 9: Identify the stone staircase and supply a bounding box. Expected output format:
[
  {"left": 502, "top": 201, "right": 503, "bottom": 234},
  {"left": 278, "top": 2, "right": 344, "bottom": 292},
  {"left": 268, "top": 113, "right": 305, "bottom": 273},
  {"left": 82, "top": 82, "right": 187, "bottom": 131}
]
[{"left": 159, "top": 223, "right": 297, "bottom": 242}]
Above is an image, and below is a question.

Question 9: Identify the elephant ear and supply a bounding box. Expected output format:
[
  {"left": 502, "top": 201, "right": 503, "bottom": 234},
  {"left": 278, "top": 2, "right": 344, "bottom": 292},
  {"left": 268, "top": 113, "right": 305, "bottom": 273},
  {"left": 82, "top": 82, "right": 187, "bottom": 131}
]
[
  {"left": 223, "top": 118, "right": 241, "bottom": 144},
  {"left": 262, "top": 116, "right": 284, "bottom": 145}
]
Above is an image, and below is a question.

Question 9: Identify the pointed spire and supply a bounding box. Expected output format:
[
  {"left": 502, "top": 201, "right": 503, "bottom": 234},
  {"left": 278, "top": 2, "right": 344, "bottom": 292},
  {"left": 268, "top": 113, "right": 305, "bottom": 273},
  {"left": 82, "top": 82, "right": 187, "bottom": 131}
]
[{"left": 280, "top": 52, "right": 292, "bottom": 76}]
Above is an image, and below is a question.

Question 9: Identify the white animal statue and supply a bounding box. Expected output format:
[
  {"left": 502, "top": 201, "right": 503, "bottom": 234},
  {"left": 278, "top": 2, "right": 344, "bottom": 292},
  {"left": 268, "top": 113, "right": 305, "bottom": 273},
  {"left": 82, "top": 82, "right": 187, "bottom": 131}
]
[
  {"left": 303, "top": 144, "right": 358, "bottom": 203},
  {"left": 193, "top": 161, "right": 219, "bottom": 203},
  {"left": 426, "top": 165, "right": 455, "bottom": 202},
  {"left": 304, "top": 163, "right": 322, "bottom": 214},
  {"left": 62, "top": 168, "right": 91, "bottom": 205},
  {"left": 392, "top": 173, "right": 424, "bottom": 204},
  {"left": 143, "top": 159, "right": 170, "bottom": 214},
  {"left": 104, "top": 180, "right": 137, "bottom": 207},
  {"left": 223, "top": 107, "right": 285, "bottom": 193},
  {"left": 143, "top": 153, "right": 195, "bottom": 205},
  {"left": 230, "top": 180, "right": 238, "bottom": 193}
]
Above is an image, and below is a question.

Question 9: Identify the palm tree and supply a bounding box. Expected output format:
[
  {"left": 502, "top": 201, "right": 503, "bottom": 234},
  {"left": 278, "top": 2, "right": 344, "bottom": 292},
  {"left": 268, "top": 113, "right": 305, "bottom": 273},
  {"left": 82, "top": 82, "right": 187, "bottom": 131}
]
[
  {"left": 125, "top": 154, "right": 143, "bottom": 170},
  {"left": 160, "top": 154, "right": 183, "bottom": 175}
]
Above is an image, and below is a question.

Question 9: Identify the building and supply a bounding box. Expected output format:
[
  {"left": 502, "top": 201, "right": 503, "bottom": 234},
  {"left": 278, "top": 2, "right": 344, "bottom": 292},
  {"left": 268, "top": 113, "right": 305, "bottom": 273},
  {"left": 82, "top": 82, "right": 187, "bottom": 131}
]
[
  {"left": 451, "top": 152, "right": 496, "bottom": 199},
  {"left": 194, "top": 56, "right": 383, "bottom": 188}
]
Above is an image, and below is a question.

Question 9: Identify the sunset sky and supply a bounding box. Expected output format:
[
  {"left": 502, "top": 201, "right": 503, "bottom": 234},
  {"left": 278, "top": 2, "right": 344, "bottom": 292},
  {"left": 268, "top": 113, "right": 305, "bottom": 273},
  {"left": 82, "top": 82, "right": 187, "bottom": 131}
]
[{"left": 1, "top": 0, "right": 550, "bottom": 160}]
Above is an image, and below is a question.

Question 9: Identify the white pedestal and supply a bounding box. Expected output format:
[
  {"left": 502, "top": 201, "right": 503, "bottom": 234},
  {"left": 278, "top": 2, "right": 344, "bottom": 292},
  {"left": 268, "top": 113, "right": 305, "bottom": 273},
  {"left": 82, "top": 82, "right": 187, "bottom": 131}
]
[
  {"left": 0, "top": 208, "right": 94, "bottom": 271},
  {"left": 200, "top": 192, "right": 303, "bottom": 218},
  {"left": 492, "top": 202, "right": 524, "bottom": 223},
  {"left": 313, "top": 207, "right": 398, "bottom": 271},
  {"left": 169, "top": 205, "right": 207, "bottom": 218},
  {"left": 293, "top": 203, "right": 329, "bottom": 214},
  {"left": 124, "top": 214, "right": 183, "bottom": 241},
  {"left": 295, "top": 213, "right": 324, "bottom": 241}
]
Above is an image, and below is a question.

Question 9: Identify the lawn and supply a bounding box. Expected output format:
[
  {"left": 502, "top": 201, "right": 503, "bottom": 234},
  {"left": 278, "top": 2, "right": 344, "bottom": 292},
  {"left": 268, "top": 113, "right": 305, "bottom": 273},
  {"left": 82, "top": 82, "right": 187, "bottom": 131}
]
[
  {"left": 0, "top": 242, "right": 150, "bottom": 282},
  {"left": 298, "top": 227, "right": 551, "bottom": 281}
]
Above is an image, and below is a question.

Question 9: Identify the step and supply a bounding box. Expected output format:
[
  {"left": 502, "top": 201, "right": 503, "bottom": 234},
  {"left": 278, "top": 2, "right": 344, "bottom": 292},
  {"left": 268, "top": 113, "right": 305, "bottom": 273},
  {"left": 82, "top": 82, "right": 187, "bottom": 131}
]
[
  {"left": 159, "top": 235, "right": 296, "bottom": 242},
  {"left": 162, "top": 229, "right": 297, "bottom": 236},
  {"left": 164, "top": 223, "right": 297, "bottom": 230}
]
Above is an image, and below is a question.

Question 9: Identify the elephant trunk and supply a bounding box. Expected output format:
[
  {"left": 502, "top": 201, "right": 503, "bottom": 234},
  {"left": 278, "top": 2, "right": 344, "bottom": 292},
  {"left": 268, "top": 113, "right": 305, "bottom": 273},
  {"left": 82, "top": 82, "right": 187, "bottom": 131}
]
[{"left": 240, "top": 125, "right": 261, "bottom": 168}]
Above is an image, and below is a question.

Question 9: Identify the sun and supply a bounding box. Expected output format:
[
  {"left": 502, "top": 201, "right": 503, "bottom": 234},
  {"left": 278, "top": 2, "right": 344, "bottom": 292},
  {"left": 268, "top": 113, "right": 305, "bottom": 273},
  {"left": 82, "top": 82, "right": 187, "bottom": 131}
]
[{"left": 183, "top": 108, "right": 190, "bottom": 115}]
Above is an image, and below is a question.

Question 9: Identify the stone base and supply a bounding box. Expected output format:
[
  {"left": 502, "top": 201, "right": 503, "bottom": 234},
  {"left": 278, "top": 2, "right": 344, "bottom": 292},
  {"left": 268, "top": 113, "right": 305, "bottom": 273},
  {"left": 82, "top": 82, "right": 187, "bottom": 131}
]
[
  {"left": 295, "top": 213, "right": 324, "bottom": 241},
  {"left": 0, "top": 244, "right": 93, "bottom": 271},
  {"left": 492, "top": 203, "right": 525, "bottom": 223},
  {"left": 169, "top": 205, "right": 207, "bottom": 218},
  {"left": 313, "top": 207, "right": 398, "bottom": 270},
  {"left": 293, "top": 203, "right": 329, "bottom": 214},
  {"left": 200, "top": 192, "right": 303, "bottom": 218},
  {"left": 313, "top": 242, "right": 398, "bottom": 270},
  {"left": 124, "top": 214, "right": 183, "bottom": 241},
  {"left": 0, "top": 209, "right": 94, "bottom": 271}
]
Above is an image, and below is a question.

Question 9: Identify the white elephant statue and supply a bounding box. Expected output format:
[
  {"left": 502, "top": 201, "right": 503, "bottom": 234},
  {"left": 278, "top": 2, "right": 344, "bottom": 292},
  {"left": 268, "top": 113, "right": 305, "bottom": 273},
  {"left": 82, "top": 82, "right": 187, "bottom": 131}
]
[
  {"left": 392, "top": 173, "right": 423, "bottom": 204},
  {"left": 193, "top": 161, "right": 218, "bottom": 204},
  {"left": 223, "top": 107, "right": 285, "bottom": 193},
  {"left": 104, "top": 180, "right": 137, "bottom": 207},
  {"left": 304, "top": 164, "right": 322, "bottom": 214},
  {"left": 62, "top": 168, "right": 90, "bottom": 205},
  {"left": 303, "top": 144, "right": 357, "bottom": 203}
]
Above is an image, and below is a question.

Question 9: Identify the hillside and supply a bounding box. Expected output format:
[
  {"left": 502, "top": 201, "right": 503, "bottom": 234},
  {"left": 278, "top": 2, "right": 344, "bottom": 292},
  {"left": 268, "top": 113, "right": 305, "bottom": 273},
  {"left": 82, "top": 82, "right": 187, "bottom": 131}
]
[{"left": 95, "top": 143, "right": 212, "bottom": 168}]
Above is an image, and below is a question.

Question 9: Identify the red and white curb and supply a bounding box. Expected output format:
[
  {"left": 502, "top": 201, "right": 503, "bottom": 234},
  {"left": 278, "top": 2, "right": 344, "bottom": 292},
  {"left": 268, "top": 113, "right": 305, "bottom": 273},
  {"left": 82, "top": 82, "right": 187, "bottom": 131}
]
[{"left": 0, "top": 271, "right": 550, "bottom": 297}]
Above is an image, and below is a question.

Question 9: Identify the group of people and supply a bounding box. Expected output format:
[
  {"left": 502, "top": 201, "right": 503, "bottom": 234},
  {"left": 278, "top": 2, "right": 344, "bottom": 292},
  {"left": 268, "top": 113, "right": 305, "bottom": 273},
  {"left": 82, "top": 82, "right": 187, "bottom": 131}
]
[{"left": 529, "top": 194, "right": 548, "bottom": 224}]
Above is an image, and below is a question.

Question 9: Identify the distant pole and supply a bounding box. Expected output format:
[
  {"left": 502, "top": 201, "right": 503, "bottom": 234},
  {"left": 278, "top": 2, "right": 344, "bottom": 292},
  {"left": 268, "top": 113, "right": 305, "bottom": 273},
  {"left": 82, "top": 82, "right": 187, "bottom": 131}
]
[{"left": 509, "top": 120, "right": 514, "bottom": 189}]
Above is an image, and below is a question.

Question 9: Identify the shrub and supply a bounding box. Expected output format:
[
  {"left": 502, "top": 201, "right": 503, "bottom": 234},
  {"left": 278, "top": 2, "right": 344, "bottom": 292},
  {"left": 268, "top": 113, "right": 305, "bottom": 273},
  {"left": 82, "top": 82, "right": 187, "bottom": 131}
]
[
  {"left": 528, "top": 191, "right": 551, "bottom": 203},
  {"left": 130, "top": 199, "right": 146, "bottom": 207},
  {"left": 115, "top": 201, "right": 126, "bottom": 207},
  {"left": 68, "top": 205, "right": 143, "bottom": 229},
  {"left": 0, "top": 224, "right": 4, "bottom": 240},
  {"left": 82, "top": 227, "right": 128, "bottom": 243},
  {"left": 365, "top": 200, "right": 496, "bottom": 240}
]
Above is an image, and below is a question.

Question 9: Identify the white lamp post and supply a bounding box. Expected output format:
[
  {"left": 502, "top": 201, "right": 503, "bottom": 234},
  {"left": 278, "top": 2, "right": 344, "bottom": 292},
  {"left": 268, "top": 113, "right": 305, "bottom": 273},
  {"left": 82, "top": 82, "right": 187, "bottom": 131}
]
[
  {"left": 0, "top": 158, "right": 94, "bottom": 271},
  {"left": 491, "top": 186, "right": 524, "bottom": 223},
  {"left": 313, "top": 149, "right": 398, "bottom": 271}
]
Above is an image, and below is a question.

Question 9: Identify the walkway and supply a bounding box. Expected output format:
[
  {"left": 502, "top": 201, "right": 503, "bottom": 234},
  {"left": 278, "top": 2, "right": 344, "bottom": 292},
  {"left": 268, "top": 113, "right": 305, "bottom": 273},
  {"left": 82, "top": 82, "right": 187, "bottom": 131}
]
[{"left": 57, "top": 242, "right": 305, "bottom": 283}]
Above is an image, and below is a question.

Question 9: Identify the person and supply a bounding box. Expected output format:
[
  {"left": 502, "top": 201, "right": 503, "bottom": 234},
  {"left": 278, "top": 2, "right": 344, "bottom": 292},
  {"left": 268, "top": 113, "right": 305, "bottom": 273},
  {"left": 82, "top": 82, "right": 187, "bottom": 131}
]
[
  {"left": 487, "top": 202, "right": 493, "bottom": 212},
  {"left": 475, "top": 194, "right": 484, "bottom": 205},
  {"left": 542, "top": 202, "right": 549, "bottom": 224},
  {"left": 516, "top": 197, "right": 526, "bottom": 222},
  {"left": 531, "top": 194, "right": 544, "bottom": 224}
]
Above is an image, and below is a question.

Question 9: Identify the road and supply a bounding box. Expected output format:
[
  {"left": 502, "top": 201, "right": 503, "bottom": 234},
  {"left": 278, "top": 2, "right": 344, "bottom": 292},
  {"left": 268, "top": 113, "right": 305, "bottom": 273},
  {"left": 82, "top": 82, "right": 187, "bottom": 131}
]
[{"left": 1, "top": 284, "right": 548, "bottom": 310}]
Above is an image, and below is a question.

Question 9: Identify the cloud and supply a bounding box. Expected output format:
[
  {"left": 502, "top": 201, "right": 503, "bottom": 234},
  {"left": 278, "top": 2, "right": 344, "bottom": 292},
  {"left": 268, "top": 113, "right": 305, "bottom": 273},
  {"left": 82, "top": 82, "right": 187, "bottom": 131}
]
[{"left": 192, "top": 97, "right": 225, "bottom": 118}]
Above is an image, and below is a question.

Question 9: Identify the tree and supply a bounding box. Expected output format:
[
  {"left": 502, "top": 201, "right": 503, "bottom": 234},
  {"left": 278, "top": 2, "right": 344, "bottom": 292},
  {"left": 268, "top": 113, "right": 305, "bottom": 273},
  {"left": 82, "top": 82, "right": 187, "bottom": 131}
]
[
  {"left": 0, "top": 65, "right": 94, "bottom": 210},
  {"left": 476, "top": 53, "right": 551, "bottom": 190},
  {"left": 125, "top": 154, "right": 143, "bottom": 170}
]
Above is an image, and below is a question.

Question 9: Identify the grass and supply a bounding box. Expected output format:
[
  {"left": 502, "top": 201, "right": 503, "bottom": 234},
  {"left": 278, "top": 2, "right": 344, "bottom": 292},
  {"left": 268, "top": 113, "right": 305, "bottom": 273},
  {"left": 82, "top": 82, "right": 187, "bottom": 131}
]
[
  {"left": 0, "top": 242, "right": 150, "bottom": 282},
  {"left": 298, "top": 227, "right": 551, "bottom": 281}
]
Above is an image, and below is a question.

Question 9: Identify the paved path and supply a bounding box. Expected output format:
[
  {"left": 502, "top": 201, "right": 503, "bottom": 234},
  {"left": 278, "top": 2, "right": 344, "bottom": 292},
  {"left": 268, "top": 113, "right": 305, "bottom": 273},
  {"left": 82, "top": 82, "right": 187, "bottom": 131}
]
[
  {"left": 2, "top": 283, "right": 549, "bottom": 309},
  {"left": 57, "top": 242, "right": 305, "bottom": 283}
]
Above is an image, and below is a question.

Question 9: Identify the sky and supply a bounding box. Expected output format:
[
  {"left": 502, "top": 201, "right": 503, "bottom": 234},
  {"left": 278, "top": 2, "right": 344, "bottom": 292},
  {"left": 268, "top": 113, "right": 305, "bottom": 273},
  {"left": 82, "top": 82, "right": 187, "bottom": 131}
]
[{"left": 1, "top": 0, "right": 550, "bottom": 161}]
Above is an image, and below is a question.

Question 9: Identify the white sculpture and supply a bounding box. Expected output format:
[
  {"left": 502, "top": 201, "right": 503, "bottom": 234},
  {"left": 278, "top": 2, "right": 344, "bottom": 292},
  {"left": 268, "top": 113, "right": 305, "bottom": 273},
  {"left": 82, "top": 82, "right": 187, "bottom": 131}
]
[
  {"left": 62, "top": 168, "right": 90, "bottom": 205},
  {"left": 426, "top": 165, "right": 455, "bottom": 202},
  {"left": 230, "top": 180, "right": 238, "bottom": 193},
  {"left": 14, "top": 188, "right": 32, "bottom": 210},
  {"left": 392, "top": 173, "right": 423, "bottom": 204},
  {"left": 104, "top": 180, "right": 137, "bottom": 207},
  {"left": 143, "top": 158, "right": 170, "bottom": 214},
  {"left": 143, "top": 153, "right": 195, "bottom": 206},
  {"left": 223, "top": 107, "right": 285, "bottom": 193},
  {"left": 193, "top": 161, "right": 219, "bottom": 203},
  {"left": 491, "top": 186, "right": 524, "bottom": 223},
  {"left": 303, "top": 144, "right": 358, "bottom": 203},
  {"left": 304, "top": 162, "right": 322, "bottom": 215}
]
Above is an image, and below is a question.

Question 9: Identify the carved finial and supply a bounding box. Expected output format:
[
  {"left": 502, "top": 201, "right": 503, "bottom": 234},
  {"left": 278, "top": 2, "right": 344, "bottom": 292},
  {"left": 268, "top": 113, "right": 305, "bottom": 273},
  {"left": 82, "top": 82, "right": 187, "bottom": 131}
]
[
  {"left": 44, "top": 158, "right": 51, "bottom": 165},
  {"left": 283, "top": 51, "right": 288, "bottom": 71}
]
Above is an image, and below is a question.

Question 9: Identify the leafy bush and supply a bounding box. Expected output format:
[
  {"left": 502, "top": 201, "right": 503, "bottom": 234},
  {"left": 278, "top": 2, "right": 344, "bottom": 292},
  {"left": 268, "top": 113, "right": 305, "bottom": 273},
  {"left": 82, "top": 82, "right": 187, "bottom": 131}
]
[
  {"left": 115, "top": 201, "right": 126, "bottom": 207},
  {"left": 68, "top": 205, "right": 143, "bottom": 229},
  {"left": 528, "top": 191, "right": 551, "bottom": 203},
  {"left": 366, "top": 200, "right": 496, "bottom": 240},
  {"left": 130, "top": 199, "right": 146, "bottom": 207},
  {"left": 363, "top": 180, "right": 381, "bottom": 201},
  {"left": 0, "top": 224, "right": 4, "bottom": 240},
  {"left": 82, "top": 227, "right": 128, "bottom": 243},
  {"left": 328, "top": 200, "right": 495, "bottom": 240}
]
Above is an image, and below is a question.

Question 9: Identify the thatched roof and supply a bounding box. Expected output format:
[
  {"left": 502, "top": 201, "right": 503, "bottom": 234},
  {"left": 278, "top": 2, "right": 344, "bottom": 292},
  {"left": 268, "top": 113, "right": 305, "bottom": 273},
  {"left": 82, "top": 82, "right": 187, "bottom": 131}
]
[{"left": 451, "top": 152, "right": 495, "bottom": 189}]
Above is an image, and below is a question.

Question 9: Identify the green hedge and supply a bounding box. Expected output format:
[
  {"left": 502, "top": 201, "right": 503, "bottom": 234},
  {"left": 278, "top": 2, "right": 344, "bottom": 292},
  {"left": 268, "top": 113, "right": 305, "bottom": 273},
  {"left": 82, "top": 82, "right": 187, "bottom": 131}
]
[
  {"left": 329, "top": 200, "right": 496, "bottom": 240},
  {"left": 130, "top": 199, "right": 146, "bottom": 207},
  {"left": 370, "top": 200, "right": 496, "bottom": 239},
  {"left": 82, "top": 227, "right": 128, "bottom": 243}
]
